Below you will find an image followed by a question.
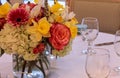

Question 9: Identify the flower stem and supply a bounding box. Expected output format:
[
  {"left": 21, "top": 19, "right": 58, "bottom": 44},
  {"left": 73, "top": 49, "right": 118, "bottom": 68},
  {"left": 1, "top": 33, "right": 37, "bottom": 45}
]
[
  {"left": 39, "top": 59, "right": 45, "bottom": 77},
  {"left": 44, "top": 0, "right": 50, "bottom": 19},
  {"left": 28, "top": 61, "right": 32, "bottom": 73},
  {"left": 21, "top": 60, "right": 26, "bottom": 78},
  {"left": 16, "top": 55, "right": 19, "bottom": 71}
]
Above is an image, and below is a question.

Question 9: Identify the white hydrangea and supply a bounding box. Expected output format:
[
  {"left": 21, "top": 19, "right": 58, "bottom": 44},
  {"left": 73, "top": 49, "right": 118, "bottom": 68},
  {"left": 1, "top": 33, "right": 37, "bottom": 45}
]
[{"left": 0, "top": 24, "right": 40, "bottom": 60}]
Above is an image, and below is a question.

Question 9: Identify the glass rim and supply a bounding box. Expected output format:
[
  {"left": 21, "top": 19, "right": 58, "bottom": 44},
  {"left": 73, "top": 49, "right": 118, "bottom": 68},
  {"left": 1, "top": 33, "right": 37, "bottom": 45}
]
[
  {"left": 82, "top": 17, "right": 98, "bottom": 20},
  {"left": 88, "top": 48, "right": 110, "bottom": 56}
]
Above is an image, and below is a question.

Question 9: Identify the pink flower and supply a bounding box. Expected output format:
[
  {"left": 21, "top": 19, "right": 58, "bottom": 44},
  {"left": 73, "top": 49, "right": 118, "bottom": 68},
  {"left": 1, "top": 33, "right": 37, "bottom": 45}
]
[
  {"left": 49, "top": 23, "right": 71, "bottom": 50},
  {"left": 7, "top": 8, "right": 29, "bottom": 26}
]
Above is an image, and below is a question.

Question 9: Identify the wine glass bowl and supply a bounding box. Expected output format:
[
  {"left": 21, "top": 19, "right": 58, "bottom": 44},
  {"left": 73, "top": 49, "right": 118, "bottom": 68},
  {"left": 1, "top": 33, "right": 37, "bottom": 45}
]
[
  {"left": 85, "top": 48, "right": 110, "bottom": 78},
  {"left": 81, "top": 17, "right": 99, "bottom": 41},
  {"left": 81, "top": 17, "right": 99, "bottom": 54}
]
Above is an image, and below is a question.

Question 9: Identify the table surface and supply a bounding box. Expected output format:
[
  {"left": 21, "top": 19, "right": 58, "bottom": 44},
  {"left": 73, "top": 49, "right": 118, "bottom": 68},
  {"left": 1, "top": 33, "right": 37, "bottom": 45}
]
[{"left": 0, "top": 32, "right": 120, "bottom": 78}]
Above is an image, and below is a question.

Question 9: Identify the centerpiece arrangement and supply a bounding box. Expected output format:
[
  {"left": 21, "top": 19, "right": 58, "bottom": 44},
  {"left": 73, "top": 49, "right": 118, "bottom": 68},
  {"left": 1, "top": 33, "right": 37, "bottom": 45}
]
[{"left": 0, "top": 0, "right": 78, "bottom": 78}]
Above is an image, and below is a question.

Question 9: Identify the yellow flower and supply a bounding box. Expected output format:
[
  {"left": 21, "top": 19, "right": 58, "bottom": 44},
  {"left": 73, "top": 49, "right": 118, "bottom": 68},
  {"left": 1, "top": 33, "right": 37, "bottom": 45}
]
[
  {"left": 65, "top": 20, "right": 78, "bottom": 39},
  {"left": 0, "top": 2, "right": 11, "bottom": 18},
  {"left": 70, "top": 25, "right": 78, "bottom": 39},
  {"left": 38, "top": 17, "right": 51, "bottom": 36},
  {"left": 71, "top": 17, "right": 78, "bottom": 24},
  {"left": 27, "top": 21, "right": 42, "bottom": 42},
  {"left": 54, "top": 14, "right": 63, "bottom": 23},
  {"left": 34, "top": 0, "right": 39, "bottom": 3},
  {"left": 48, "top": 11, "right": 64, "bottom": 23},
  {"left": 27, "top": 17, "right": 51, "bottom": 41},
  {"left": 50, "top": 2, "right": 63, "bottom": 13}
]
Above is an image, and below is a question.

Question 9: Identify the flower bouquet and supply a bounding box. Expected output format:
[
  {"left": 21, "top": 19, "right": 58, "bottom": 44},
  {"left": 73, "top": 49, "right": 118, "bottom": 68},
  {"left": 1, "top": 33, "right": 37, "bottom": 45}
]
[{"left": 0, "top": 0, "right": 78, "bottom": 78}]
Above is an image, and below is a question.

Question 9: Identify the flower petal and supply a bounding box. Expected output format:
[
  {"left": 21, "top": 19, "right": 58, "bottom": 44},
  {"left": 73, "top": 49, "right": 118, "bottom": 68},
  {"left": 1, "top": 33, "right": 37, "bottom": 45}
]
[
  {"left": 0, "top": 2, "right": 11, "bottom": 18},
  {"left": 65, "top": 21, "right": 78, "bottom": 39},
  {"left": 50, "top": 2, "right": 63, "bottom": 13},
  {"left": 38, "top": 17, "right": 51, "bottom": 36}
]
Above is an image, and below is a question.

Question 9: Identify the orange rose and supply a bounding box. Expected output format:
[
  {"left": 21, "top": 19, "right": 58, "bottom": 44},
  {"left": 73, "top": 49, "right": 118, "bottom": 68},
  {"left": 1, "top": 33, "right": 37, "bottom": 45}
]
[{"left": 49, "top": 23, "right": 71, "bottom": 50}]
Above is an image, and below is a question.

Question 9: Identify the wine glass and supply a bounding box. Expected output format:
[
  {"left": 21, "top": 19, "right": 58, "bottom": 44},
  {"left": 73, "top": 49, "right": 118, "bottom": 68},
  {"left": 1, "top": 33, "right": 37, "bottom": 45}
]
[
  {"left": 80, "top": 17, "right": 99, "bottom": 54},
  {"left": 114, "top": 30, "right": 120, "bottom": 72},
  {"left": 85, "top": 48, "right": 110, "bottom": 78}
]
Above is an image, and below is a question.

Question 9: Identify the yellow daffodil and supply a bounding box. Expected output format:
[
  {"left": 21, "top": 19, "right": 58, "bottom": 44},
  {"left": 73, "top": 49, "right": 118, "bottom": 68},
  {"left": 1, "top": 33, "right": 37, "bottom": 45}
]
[
  {"left": 54, "top": 13, "right": 63, "bottom": 22},
  {"left": 34, "top": 0, "right": 39, "bottom": 3},
  {"left": 48, "top": 11, "right": 64, "bottom": 23},
  {"left": 0, "top": 2, "right": 11, "bottom": 18},
  {"left": 65, "top": 21, "right": 78, "bottom": 39},
  {"left": 70, "top": 25, "right": 78, "bottom": 39},
  {"left": 27, "top": 20, "right": 42, "bottom": 42},
  {"left": 71, "top": 17, "right": 78, "bottom": 24},
  {"left": 50, "top": 2, "right": 63, "bottom": 13},
  {"left": 55, "top": 15, "right": 63, "bottom": 22},
  {"left": 38, "top": 17, "right": 51, "bottom": 36},
  {"left": 27, "top": 17, "right": 51, "bottom": 41}
]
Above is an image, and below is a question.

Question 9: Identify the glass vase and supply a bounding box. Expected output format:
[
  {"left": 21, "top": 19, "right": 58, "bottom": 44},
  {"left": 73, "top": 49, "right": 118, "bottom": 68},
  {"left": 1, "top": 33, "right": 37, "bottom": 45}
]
[{"left": 12, "top": 54, "right": 50, "bottom": 78}]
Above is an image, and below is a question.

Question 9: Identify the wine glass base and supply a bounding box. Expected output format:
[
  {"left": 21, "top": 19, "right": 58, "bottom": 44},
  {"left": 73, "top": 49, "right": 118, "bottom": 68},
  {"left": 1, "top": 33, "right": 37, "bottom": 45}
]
[
  {"left": 114, "top": 67, "right": 120, "bottom": 72},
  {"left": 81, "top": 49, "right": 88, "bottom": 54},
  {"left": 81, "top": 49, "right": 96, "bottom": 55},
  {"left": 108, "top": 67, "right": 120, "bottom": 78}
]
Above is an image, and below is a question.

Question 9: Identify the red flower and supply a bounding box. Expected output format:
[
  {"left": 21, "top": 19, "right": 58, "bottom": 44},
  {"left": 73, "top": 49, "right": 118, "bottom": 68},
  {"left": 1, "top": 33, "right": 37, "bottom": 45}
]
[
  {"left": 27, "top": 2, "right": 36, "bottom": 10},
  {"left": 49, "top": 23, "right": 71, "bottom": 50},
  {"left": 7, "top": 8, "right": 29, "bottom": 26},
  {"left": 0, "top": 18, "right": 6, "bottom": 30},
  {"left": 33, "top": 43, "right": 45, "bottom": 54},
  {"left": 33, "top": 48, "right": 39, "bottom": 54},
  {"left": 19, "top": 2, "right": 36, "bottom": 10},
  {"left": 19, "top": 3, "right": 26, "bottom": 8}
]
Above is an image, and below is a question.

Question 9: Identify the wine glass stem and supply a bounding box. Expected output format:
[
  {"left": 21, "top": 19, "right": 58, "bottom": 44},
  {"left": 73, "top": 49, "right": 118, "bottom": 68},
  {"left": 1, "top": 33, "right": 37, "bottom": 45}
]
[{"left": 87, "top": 41, "right": 93, "bottom": 53}]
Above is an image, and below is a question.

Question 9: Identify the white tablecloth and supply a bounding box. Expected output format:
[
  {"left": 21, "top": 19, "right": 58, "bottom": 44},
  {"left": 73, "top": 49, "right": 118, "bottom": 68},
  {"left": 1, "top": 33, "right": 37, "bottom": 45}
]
[{"left": 0, "top": 32, "right": 120, "bottom": 78}]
